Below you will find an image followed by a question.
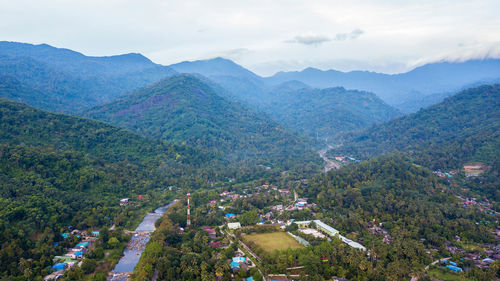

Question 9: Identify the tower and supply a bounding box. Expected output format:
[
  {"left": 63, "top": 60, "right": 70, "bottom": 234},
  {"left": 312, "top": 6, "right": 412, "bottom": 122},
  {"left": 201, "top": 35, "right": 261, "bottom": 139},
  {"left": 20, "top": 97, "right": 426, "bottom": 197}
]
[{"left": 186, "top": 193, "right": 191, "bottom": 227}]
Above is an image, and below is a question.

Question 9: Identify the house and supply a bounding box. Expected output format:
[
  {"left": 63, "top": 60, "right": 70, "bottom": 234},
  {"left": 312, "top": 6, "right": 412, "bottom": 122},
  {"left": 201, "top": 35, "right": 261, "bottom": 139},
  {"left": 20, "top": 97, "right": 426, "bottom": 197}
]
[
  {"left": 76, "top": 242, "right": 90, "bottom": 248},
  {"left": 201, "top": 226, "right": 217, "bottom": 238},
  {"left": 246, "top": 277, "right": 254, "bottom": 281},
  {"left": 91, "top": 231, "right": 99, "bottom": 237},
  {"left": 70, "top": 251, "right": 83, "bottom": 259},
  {"left": 271, "top": 205, "right": 283, "bottom": 211},
  {"left": 445, "top": 265, "right": 462, "bottom": 271},
  {"left": 61, "top": 233, "right": 70, "bottom": 239},
  {"left": 228, "top": 222, "right": 241, "bottom": 230},
  {"left": 210, "top": 241, "right": 221, "bottom": 248},
  {"left": 51, "top": 263, "right": 66, "bottom": 271},
  {"left": 120, "top": 198, "right": 129, "bottom": 206},
  {"left": 232, "top": 257, "right": 247, "bottom": 263},
  {"left": 225, "top": 213, "right": 236, "bottom": 219}
]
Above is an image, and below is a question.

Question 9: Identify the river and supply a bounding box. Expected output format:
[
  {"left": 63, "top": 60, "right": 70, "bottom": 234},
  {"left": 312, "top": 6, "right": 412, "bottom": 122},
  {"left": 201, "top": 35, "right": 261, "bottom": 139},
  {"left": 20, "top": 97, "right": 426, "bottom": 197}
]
[{"left": 108, "top": 200, "right": 178, "bottom": 281}]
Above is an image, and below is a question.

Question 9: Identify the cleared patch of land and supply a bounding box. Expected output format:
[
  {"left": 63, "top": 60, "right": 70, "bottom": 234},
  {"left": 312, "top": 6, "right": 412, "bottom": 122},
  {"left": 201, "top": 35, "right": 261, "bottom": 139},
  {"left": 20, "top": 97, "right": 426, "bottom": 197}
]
[{"left": 243, "top": 232, "right": 304, "bottom": 253}]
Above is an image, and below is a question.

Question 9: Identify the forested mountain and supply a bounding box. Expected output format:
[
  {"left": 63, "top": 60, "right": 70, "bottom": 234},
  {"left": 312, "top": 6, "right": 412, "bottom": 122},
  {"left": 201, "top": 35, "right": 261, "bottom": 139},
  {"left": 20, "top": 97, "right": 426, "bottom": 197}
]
[
  {"left": 0, "top": 42, "right": 176, "bottom": 113},
  {"left": 267, "top": 59, "right": 500, "bottom": 112},
  {"left": 170, "top": 57, "right": 267, "bottom": 104},
  {"left": 0, "top": 75, "right": 67, "bottom": 111},
  {"left": 170, "top": 60, "right": 400, "bottom": 139},
  {"left": 0, "top": 98, "right": 224, "bottom": 279},
  {"left": 259, "top": 85, "right": 401, "bottom": 139},
  {"left": 85, "top": 74, "right": 321, "bottom": 171},
  {"left": 330, "top": 84, "right": 500, "bottom": 169}
]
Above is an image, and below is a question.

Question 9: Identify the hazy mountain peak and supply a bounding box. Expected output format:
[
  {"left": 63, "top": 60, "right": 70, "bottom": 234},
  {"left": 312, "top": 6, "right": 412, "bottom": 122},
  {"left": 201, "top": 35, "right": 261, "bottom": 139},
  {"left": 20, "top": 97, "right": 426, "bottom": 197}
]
[{"left": 170, "top": 57, "right": 260, "bottom": 79}]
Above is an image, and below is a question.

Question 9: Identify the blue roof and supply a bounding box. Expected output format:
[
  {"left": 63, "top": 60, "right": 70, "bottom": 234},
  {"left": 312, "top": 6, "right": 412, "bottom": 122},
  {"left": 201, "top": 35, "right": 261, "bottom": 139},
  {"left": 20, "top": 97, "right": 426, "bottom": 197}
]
[
  {"left": 52, "top": 263, "right": 66, "bottom": 270},
  {"left": 225, "top": 213, "right": 236, "bottom": 218},
  {"left": 61, "top": 233, "right": 70, "bottom": 238},
  {"left": 445, "top": 265, "right": 462, "bottom": 271},
  {"left": 246, "top": 277, "right": 254, "bottom": 281},
  {"left": 230, "top": 261, "right": 240, "bottom": 268},
  {"left": 76, "top": 242, "right": 90, "bottom": 247},
  {"left": 448, "top": 261, "right": 457, "bottom": 266},
  {"left": 92, "top": 231, "right": 99, "bottom": 235},
  {"left": 483, "top": 258, "right": 494, "bottom": 262}
]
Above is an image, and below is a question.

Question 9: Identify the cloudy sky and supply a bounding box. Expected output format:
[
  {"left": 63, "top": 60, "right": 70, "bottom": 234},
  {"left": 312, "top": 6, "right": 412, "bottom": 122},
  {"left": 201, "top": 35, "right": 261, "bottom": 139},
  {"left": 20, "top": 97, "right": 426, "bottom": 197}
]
[{"left": 1, "top": 0, "right": 499, "bottom": 76}]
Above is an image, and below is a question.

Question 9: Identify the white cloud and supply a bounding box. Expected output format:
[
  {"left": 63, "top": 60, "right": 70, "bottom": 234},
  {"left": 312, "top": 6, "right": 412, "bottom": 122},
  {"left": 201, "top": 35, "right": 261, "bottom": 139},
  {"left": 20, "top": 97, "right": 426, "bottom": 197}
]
[{"left": 0, "top": 0, "right": 499, "bottom": 75}]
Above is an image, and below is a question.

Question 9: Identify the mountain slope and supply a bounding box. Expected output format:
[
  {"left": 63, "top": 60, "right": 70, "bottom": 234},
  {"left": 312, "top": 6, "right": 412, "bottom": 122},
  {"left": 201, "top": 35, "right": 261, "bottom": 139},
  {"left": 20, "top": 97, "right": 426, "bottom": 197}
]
[
  {"left": 169, "top": 59, "right": 400, "bottom": 138},
  {"left": 260, "top": 85, "right": 401, "bottom": 139},
  {"left": 85, "top": 74, "right": 321, "bottom": 170},
  {"left": 267, "top": 59, "right": 500, "bottom": 112},
  {"left": 329, "top": 84, "right": 500, "bottom": 169},
  {"left": 0, "top": 98, "right": 221, "bottom": 279},
  {"left": 0, "top": 42, "right": 176, "bottom": 112}
]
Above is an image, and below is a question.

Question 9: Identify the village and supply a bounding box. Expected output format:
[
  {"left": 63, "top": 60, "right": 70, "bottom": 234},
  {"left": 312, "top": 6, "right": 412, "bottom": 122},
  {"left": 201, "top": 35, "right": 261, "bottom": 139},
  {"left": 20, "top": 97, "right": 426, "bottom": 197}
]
[
  {"left": 191, "top": 176, "right": 500, "bottom": 280},
  {"left": 43, "top": 230, "right": 99, "bottom": 280},
  {"left": 40, "top": 160, "right": 498, "bottom": 281}
]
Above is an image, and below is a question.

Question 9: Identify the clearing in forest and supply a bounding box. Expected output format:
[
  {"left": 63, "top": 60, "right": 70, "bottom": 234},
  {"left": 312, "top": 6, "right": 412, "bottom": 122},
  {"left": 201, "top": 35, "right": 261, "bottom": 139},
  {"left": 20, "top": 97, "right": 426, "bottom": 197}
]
[{"left": 243, "top": 232, "right": 304, "bottom": 253}]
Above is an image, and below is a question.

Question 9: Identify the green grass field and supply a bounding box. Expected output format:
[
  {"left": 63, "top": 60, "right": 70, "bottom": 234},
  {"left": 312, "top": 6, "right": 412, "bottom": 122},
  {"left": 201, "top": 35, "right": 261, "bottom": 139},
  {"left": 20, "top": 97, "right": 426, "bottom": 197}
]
[
  {"left": 427, "top": 268, "right": 470, "bottom": 281},
  {"left": 244, "top": 232, "right": 304, "bottom": 253}
]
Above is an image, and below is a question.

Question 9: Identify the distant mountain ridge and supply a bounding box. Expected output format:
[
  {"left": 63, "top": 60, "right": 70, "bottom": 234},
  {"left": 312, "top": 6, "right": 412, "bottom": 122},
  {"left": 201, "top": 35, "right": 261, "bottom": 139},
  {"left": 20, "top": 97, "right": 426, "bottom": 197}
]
[
  {"left": 0, "top": 41, "right": 176, "bottom": 112},
  {"left": 267, "top": 59, "right": 500, "bottom": 112},
  {"left": 170, "top": 56, "right": 500, "bottom": 113}
]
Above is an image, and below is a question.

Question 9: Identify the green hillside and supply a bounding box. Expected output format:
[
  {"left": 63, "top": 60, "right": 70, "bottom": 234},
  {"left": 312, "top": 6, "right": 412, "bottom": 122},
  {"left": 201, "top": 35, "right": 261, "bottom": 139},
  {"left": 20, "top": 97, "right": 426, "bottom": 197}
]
[
  {"left": 85, "top": 74, "right": 321, "bottom": 171},
  {"left": 330, "top": 84, "right": 500, "bottom": 169},
  {"left": 0, "top": 98, "right": 219, "bottom": 279},
  {"left": 261, "top": 85, "right": 401, "bottom": 139},
  {"left": 299, "top": 154, "right": 496, "bottom": 280}
]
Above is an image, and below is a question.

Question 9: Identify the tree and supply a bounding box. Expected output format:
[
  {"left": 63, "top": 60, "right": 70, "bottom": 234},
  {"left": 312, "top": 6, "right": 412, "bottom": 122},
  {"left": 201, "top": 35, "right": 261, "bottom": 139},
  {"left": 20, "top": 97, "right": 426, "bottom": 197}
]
[
  {"left": 240, "top": 210, "right": 259, "bottom": 226},
  {"left": 81, "top": 258, "right": 97, "bottom": 274},
  {"left": 108, "top": 237, "right": 120, "bottom": 249}
]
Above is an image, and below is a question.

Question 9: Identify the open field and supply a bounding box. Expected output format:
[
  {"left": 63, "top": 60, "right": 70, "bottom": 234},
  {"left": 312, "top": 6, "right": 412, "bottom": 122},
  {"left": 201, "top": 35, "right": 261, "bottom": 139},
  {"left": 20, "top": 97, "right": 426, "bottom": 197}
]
[
  {"left": 243, "top": 232, "right": 304, "bottom": 253},
  {"left": 427, "top": 268, "right": 469, "bottom": 281}
]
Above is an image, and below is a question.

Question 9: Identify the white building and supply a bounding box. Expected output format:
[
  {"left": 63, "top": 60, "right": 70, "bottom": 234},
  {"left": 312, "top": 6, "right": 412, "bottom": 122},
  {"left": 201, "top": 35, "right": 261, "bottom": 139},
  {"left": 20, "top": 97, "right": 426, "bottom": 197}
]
[
  {"left": 293, "top": 220, "right": 366, "bottom": 251},
  {"left": 228, "top": 222, "right": 241, "bottom": 230}
]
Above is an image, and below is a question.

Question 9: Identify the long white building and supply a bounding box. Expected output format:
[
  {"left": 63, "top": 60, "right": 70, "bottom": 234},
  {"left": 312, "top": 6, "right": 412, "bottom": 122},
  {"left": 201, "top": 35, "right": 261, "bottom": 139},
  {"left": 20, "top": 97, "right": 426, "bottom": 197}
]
[{"left": 292, "top": 220, "right": 366, "bottom": 251}]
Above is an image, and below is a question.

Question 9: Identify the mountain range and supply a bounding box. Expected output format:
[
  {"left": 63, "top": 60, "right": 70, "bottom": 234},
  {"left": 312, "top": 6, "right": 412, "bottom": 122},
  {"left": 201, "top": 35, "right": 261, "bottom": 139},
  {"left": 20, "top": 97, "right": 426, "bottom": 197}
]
[
  {"left": 170, "top": 57, "right": 500, "bottom": 113},
  {"left": 0, "top": 41, "right": 176, "bottom": 112},
  {"left": 328, "top": 84, "right": 500, "bottom": 170}
]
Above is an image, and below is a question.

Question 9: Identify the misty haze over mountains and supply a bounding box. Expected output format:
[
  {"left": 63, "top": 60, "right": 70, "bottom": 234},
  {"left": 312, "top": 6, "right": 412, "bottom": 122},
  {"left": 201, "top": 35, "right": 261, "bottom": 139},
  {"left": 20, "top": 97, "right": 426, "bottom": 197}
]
[{"left": 2, "top": 41, "right": 500, "bottom": 114}]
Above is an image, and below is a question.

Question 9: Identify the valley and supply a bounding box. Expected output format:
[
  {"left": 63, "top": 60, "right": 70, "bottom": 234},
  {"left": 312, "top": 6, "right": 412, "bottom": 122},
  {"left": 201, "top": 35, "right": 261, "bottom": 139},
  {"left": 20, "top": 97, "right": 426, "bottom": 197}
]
[{"left": 0, "top": 41, "right": 498, "bottom": 281}]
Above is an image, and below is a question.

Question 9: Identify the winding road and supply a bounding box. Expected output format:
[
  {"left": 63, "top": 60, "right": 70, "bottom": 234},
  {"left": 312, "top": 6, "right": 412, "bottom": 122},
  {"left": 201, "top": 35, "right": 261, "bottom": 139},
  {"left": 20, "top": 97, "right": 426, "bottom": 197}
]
[{"left": 318, "top": 146, "right": 340, "bottom": 173}]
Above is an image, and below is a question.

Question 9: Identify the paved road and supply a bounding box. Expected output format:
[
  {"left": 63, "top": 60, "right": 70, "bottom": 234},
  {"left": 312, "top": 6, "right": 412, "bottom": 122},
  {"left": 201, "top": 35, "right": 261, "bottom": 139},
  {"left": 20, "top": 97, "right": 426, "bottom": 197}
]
[{"left": 318, "top": 146, "right": 340, "bottom": 173}]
